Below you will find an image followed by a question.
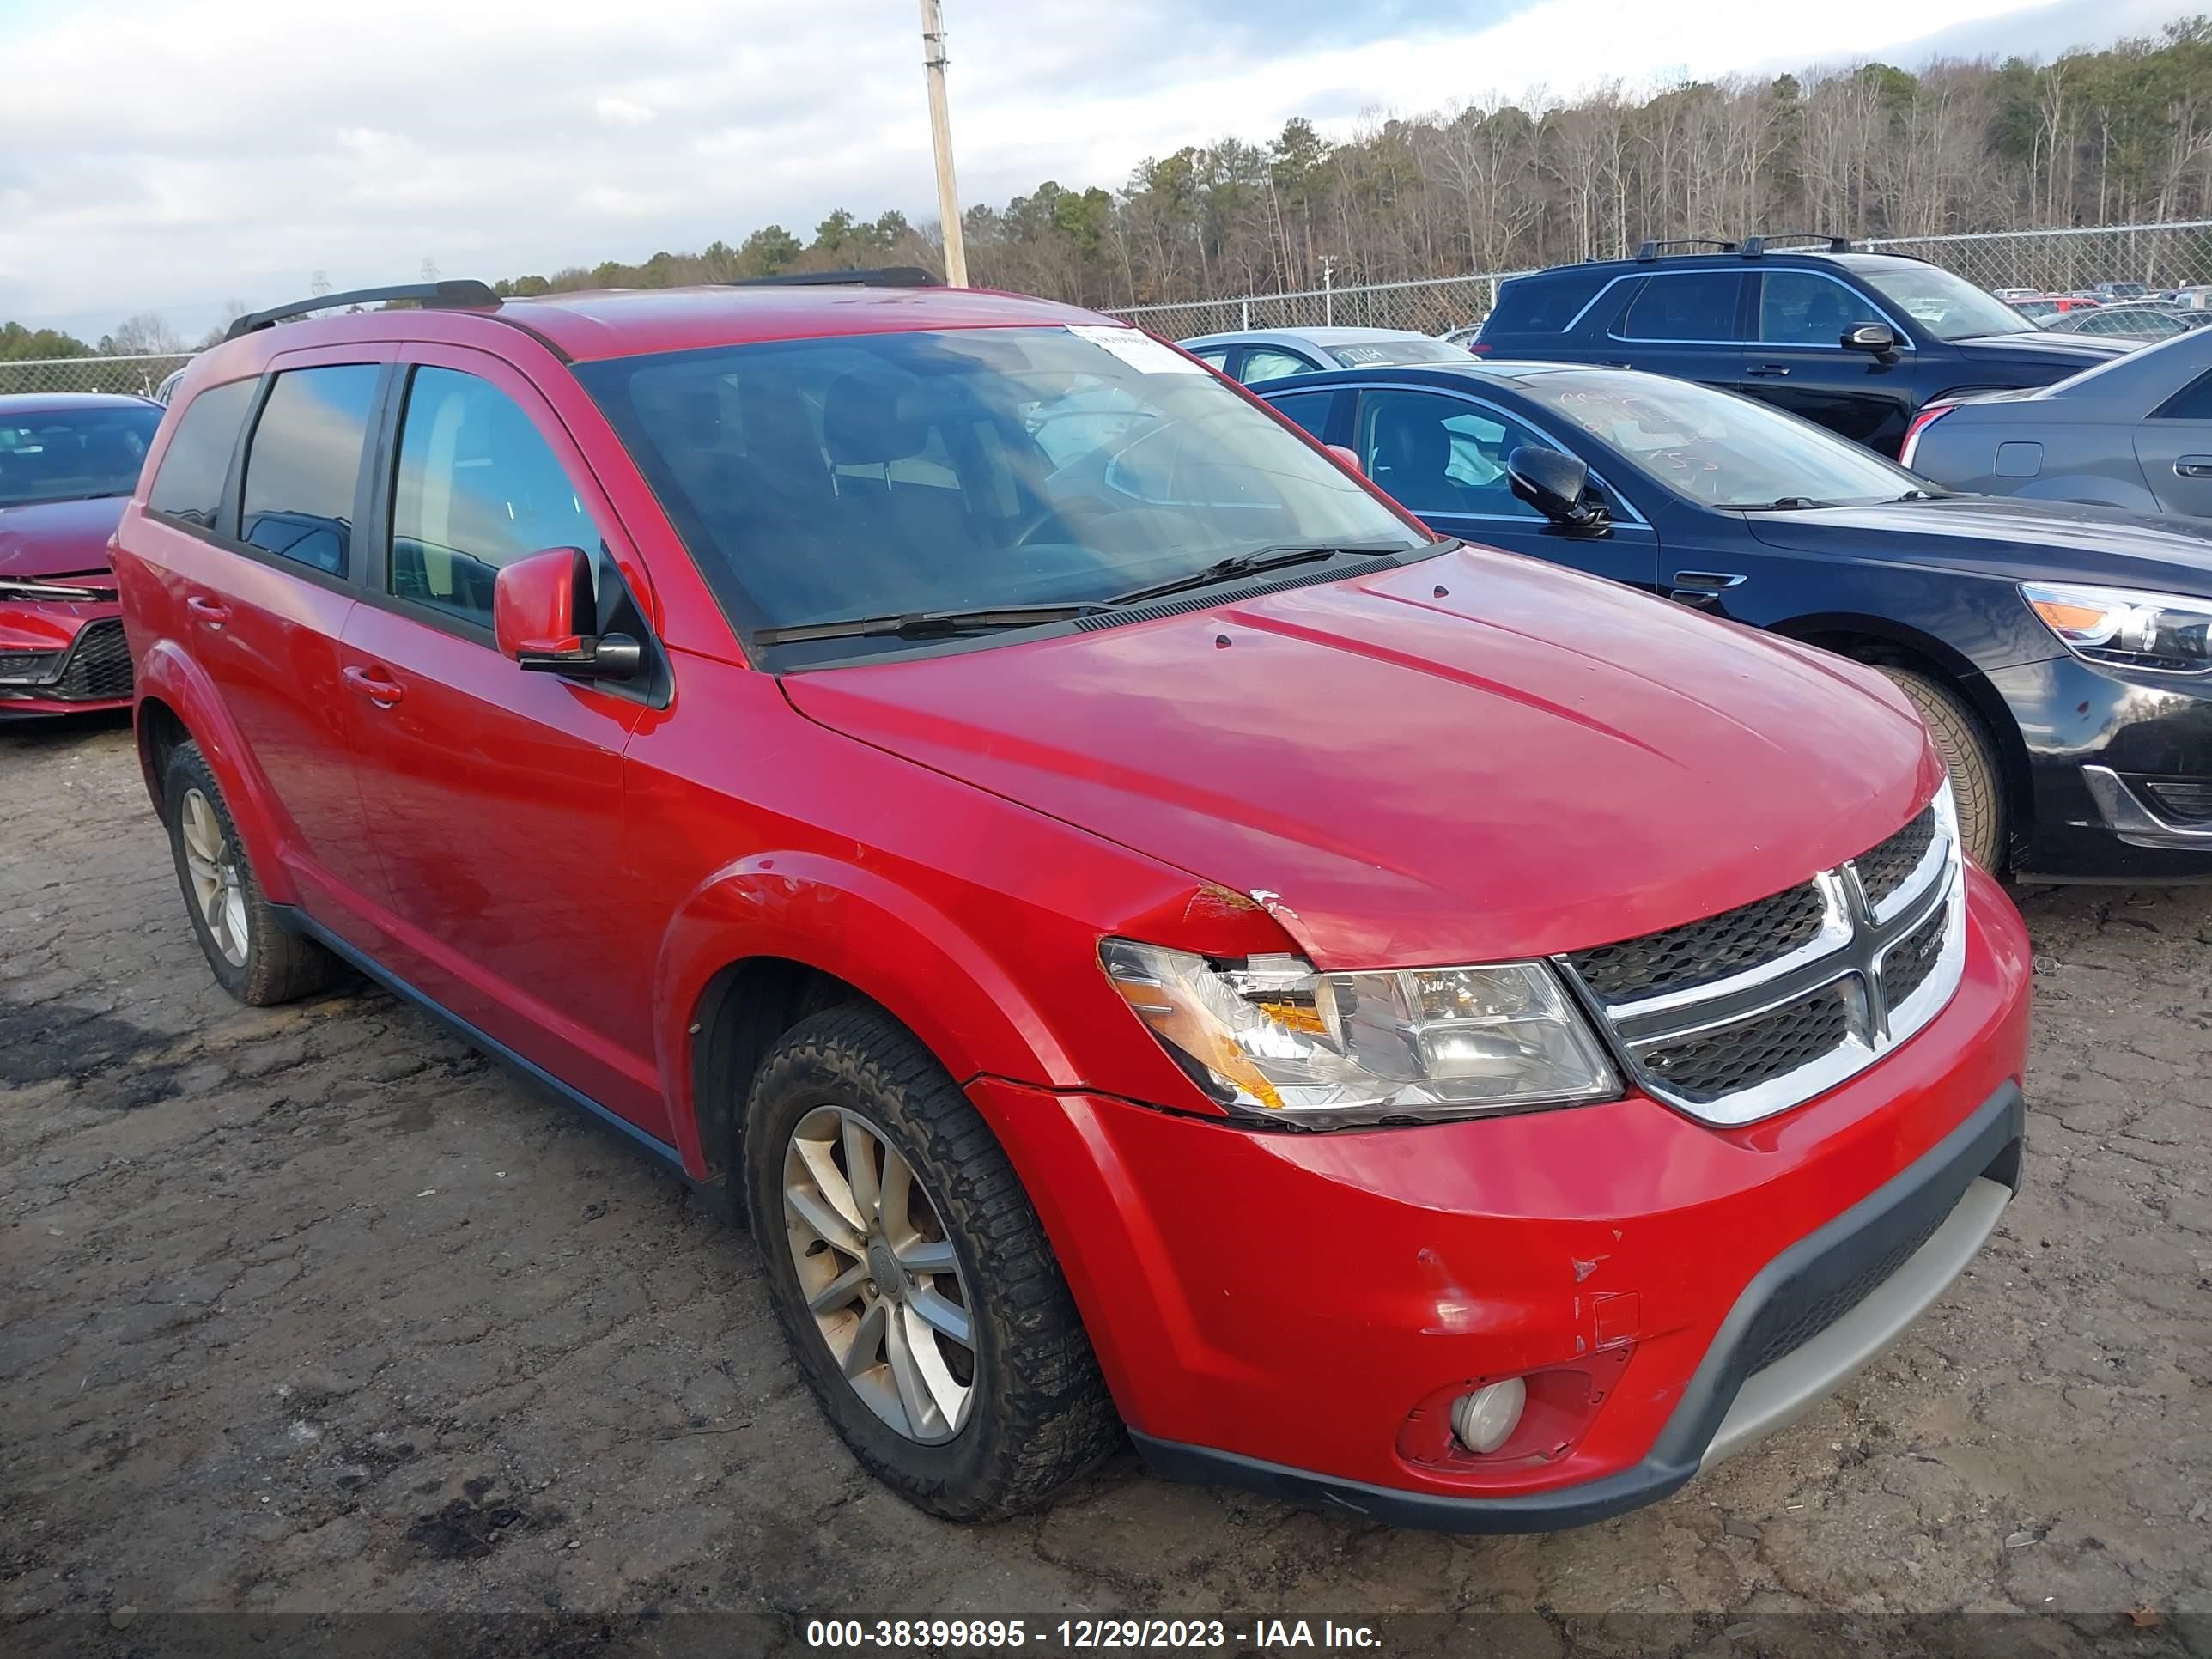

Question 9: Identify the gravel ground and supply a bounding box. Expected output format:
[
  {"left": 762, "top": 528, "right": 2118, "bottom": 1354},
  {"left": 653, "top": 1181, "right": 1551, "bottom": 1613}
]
[{"left": 3, "top": 714, "right": 2209, "bottom": 1653}]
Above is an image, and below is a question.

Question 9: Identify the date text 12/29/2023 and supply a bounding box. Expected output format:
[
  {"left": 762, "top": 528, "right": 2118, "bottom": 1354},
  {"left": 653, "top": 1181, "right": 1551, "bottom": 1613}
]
[{"left": 804, "top": 1620, "right": 1384, "bottom": 1651}]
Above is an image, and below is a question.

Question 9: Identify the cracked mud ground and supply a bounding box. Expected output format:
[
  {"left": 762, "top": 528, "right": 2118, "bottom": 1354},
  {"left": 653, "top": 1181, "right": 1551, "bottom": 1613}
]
[{"left": 3, "top": 715, "right": 2209, "bottom": 1651}]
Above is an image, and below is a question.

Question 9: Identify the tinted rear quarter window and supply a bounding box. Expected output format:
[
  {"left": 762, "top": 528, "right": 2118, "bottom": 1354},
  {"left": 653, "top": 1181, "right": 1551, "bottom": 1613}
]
[
  {"left": 1483, "top": 270, "right": 1616, "bottom": 337},
  {"left": 240, "top": 366, "right": 382, "bottom": 575},
  {"left": 2154, "top": 369, "right": 2212, "bottom": 421},
  {"left": 148, "top": 379, "right": 257, "bottom": 530}
]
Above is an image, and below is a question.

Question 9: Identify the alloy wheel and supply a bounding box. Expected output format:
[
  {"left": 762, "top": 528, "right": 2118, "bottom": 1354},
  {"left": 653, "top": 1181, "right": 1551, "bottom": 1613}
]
[
  {"left": 781, "top": 1104, "right": 976, "bottom": 1443},
  {"left": 180, "top": 787, "right": 249, "bottom": 968}
]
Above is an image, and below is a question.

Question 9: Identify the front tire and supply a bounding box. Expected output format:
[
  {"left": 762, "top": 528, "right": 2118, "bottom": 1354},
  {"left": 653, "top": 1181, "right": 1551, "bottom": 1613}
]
[
  {"left": 1876, "top": 666, "right": 2005, "bottom": 872},
  {"left": 161, "top": 740, "right": 339, "bottom": 1005},
  {"left": 746, "top": 1005, "right": 1120, "bottom": 1520}
]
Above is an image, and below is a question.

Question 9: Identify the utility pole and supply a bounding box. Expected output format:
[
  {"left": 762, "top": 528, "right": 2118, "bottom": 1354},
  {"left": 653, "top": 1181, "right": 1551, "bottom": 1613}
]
[{"left": 918, "top": 0, "right": 969, "bottom": 288}]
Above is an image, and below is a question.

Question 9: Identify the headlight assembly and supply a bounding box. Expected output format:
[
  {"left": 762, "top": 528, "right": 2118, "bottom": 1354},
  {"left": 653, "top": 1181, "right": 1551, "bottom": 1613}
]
[
  {"left": 1099, "top": 939, "right": 1618, "bottom": 1128},
  {"left": 2021, "top": 580, "right": 2212, "bottom": 676}
]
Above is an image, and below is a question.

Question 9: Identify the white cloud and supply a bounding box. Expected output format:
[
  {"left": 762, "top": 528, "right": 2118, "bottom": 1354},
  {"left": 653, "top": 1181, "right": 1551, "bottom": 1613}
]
[{"left": 0, "top": 0, "right": 2179, "bottom": 341}]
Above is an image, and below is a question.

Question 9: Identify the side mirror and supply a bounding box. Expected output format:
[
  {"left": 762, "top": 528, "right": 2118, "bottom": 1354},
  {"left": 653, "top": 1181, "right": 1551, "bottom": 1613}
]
[
  {"left": 1842, "top": 322, "right": 1899, "bottom": 358},
  {"left": 1506, "top": 445, "right": 1605, "bottom": 528},
  {"left": 492, "top": 545, "right": 641, "bottom": 682},
  {"left": 1326, "top": 442, "right": 1364, "bottom": 476}
]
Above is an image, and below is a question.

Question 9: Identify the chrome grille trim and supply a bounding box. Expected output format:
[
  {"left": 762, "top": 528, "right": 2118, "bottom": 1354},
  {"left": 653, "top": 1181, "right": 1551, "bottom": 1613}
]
[{"left": 1556, "top": 801, "right": 1964, "bottom": 1127}]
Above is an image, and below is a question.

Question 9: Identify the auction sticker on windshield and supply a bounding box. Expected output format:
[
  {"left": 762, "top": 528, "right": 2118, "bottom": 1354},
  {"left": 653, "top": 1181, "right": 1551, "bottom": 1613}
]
[{"left": 1067, "top": 324, "right": 1206, "bottom": 373}]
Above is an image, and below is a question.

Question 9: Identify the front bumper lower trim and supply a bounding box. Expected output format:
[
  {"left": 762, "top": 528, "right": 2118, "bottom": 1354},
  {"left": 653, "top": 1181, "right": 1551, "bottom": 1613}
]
[
  {"left": 1131, "top": 1080, "right": 2024, "bottom": 1534},
  {"left": 2082, "top": 763, "right": 2212, "bottom": 849}
]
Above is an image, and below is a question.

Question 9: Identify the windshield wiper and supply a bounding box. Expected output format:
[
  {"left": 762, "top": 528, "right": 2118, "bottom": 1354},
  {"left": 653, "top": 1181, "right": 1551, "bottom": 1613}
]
[
  {"left": 1109, "top": 542, "right": 1422, "bottom": 606},
  {"left": 1726, "top": 496, "right": 1838, "bottom": 512},
  {"left": 753, "top": 602, "right": 1115, "bottom": 647}
]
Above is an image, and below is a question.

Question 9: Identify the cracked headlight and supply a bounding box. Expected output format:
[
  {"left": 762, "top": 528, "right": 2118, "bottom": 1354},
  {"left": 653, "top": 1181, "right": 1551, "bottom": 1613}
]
[
  {"left": 1099, "top": 939, "right": 1619, "bottom": 1128},
  {"left": 2022, "top": 580, "right": 2212, "bottom": 676}
]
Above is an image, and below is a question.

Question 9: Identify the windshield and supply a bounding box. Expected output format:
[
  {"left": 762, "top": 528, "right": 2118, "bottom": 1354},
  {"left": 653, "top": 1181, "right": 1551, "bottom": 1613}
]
[
  {"left": 1519, "top": 371, "right": 1922, "bottom": 509},
  {"left": 0, "top": 403, "right": 161, "bottom": 508},
  {"left": 578, "top": 326, "right": 1426, "bottom": 655},
  {"left": 1861, "top": 265, "right": 2033, "bottom": 340},
  {"left": 1326, "top": 338, "right": 1470, "bottom": 367}
]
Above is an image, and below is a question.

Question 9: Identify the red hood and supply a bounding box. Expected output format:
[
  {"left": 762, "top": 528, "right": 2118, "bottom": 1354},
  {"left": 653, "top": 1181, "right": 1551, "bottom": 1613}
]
[
  {"left": 0, "top": 495, "right": 126, "bottom": 581},
  {"left": 782, "top": 549, "right": 1942, "bottom": 968}
]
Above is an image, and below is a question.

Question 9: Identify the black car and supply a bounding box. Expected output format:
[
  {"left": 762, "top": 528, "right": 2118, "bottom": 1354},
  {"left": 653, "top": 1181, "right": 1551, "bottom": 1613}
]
[
  {"left": 1259, "top": 362, "right": 2212, "bottom": 882},
  {"left": 1472, "top": 238, "right": 2127, "bottom": 455}
]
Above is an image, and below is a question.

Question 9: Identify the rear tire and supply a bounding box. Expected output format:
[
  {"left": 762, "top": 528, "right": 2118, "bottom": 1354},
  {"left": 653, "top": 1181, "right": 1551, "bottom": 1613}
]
[
  {"left": 161, "top": 740, "right": 340, "bottom": 1005},
  {"left": 745, "top": 1004, "right": 1121, "bottom": 1520},
  {"left": 1875, "top": 667, "right": 2005, "bottom": 872}
]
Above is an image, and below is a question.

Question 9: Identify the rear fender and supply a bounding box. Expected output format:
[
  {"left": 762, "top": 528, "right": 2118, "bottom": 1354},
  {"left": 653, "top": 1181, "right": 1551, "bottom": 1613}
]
[{"left": 131, "top": 639, "right": 297, "bottom": 906}]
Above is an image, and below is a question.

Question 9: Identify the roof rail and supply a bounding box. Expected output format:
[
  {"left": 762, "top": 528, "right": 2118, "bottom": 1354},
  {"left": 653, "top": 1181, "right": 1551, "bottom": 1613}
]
[
  {"left": 1634, "top": 238, "right": 1739, "bottom": 262},
  {"left": 1740, "top": 234, "right": 1856, "bottom": 258},
  {"left": 226, "top": 279, "right": 501, "bottom": 340},
  {"left": 721, "top": 267, "right": 941, "bottom": 289}
]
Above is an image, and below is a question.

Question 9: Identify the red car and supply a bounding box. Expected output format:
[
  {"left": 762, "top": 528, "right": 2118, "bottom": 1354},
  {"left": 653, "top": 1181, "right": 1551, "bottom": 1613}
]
[
  {"left": 1, "top": 392, "right": 161, "bottom": 719},
  {"left": 112, "top": 275, "right": 2031, "bottom": 1529}
]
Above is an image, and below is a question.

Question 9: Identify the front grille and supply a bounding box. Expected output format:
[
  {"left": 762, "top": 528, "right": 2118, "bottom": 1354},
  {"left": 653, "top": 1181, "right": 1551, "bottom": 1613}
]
[
  {"left": 1736, "top": 1199, "right": 1953, "bottom": 1376},
  {"left": 2140, "top": 778, "right": 2212, "bottom": 824},
  {"left": 1557, "top": 802, "right": 1961, "bottom": 1126},
  {"left": 52, "top": 620, "right": 133, "bottom": 702},
  {"left": 1565, "top": 882, "right": 1826, "bottom": 1001},
  {"left": 1638, "top": 982, "right": 1855, "bottom": 1105},
  {"left": 1882, "top": 902, "right": 1948, "bottom": 1009},
  {"left": 1852, "top": 807, "right": 1936, "bottom": 908}
]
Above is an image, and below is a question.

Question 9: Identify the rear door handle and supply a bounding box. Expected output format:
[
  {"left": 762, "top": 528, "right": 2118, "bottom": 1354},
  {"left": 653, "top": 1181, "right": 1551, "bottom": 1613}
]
[
  {"left": 185, "top": 595, "right": 231, "bottom": 628},
  {"left": 1669, "top": 570, "right": 1746, "bottom": 607},
  {"left": 2176, "top": 455, "right": 2212, "bottom": 479},
  {"left": 342, "top": 665, "right": 405, "bottom": 708},
  {"left": 1745, "top": 364, "right": 1790, "bottom": 377}
]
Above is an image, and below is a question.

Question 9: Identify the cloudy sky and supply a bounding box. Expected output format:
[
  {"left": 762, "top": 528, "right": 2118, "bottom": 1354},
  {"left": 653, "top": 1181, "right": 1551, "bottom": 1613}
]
[{"left": 0, "top": 0, "right": 2188, "bottom": 343}]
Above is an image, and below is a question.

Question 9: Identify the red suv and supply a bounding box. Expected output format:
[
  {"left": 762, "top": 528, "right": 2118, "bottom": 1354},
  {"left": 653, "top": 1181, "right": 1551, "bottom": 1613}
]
[{"left": 112, "top": 274, "right": 2031, "bottom": 1529}]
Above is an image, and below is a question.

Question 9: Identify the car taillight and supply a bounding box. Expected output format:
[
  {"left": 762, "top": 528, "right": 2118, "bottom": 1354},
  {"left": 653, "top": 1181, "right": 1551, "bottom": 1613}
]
[
  {"left": 1899, "top": 404, "right": 1951, "bottom": 467},
  {"left": 1466, "top": 340, "right": 1492, "bottom": 356}
]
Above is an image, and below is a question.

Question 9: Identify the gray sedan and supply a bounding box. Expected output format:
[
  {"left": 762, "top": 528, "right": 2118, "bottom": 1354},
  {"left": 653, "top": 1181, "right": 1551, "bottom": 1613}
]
[{"left": 1901, "top": 325, "right": 2212, "bottom": 516}]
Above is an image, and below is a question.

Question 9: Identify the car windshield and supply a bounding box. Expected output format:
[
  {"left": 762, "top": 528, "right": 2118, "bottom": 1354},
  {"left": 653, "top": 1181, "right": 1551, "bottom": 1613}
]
[
  {"left": 0, "top": 403, "right": 161, "bottom": 508},
  {"left": 1518, "top": 371, "right": 1923, "bottom": 510},
  {"left": 1326, "top": 338, "right": 1469, "bottom": 367},
  {"left": 577, "top": 325, "right": 1427, "bottom": 658},
  {"left": 1861, "top": 266, "right": 2034, "bottom": 340}
]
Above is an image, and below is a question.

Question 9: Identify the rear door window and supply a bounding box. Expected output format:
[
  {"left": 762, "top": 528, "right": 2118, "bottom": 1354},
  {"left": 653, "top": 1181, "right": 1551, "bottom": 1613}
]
[
  {"left": 239, "top": 366, "right": 381, "bottom": 574},
  {"left": 1617, "top": 273, "right": 1748, "bottom": 343},
  {"left": 389, "top": 366, "right": 604, "bottom": 630},
  {"left": 148, "top": 379, "right": 257, "bottom": 531}
]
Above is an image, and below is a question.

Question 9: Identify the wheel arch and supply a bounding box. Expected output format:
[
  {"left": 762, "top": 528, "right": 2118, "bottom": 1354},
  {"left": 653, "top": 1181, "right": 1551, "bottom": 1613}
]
[
  {"left": 1767, "top": 612, "right": 2033, "bottom": 852},
  {"left": 131, "top": 641, "right": 298, "bottom": 905},
  {"left": 657, "top": 853, "right": 1079, "bottom": 1196}
]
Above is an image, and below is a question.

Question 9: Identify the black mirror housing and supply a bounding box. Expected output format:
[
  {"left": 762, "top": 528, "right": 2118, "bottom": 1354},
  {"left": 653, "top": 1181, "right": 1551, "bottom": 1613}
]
[
  {"left": 1506, "top": 445, "right": 1606, "bottom": 529},
  {"left": 517, "top": 632, "right": 644, "bottom": 681},
  {"left": 1842, "top": 322, "right": 1899, "bottom": 357}
]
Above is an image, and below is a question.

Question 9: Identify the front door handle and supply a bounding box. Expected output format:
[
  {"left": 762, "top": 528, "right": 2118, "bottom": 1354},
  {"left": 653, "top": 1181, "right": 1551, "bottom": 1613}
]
[
  {"left": 1745, "top": 364, "right": 1791, "bottom": 377},
  {"left": 185, "top": 595, "right": 231, "bottom": 629},
  {"left": 342, "top": 665, "right": 405, "bottom": 708},
  {"left": 1669, "top": 570, "right": 1746, "bottom": 607},
  {"left": 2176, "top": 455, "right": 2212, "bottom": 479}
]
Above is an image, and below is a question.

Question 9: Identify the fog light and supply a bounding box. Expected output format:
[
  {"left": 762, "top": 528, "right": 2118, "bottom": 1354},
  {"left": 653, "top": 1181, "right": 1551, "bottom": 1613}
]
[{"left": 1450, "top": 1377, "right": 1527, "bottom": 1455}]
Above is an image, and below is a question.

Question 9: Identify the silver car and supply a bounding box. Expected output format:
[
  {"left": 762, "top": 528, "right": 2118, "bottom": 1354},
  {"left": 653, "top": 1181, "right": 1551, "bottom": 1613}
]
[
  {"left": 1902, "top": 325, "right": 2212, "bottom": 515},
  {"left": 1175, "top": 326, "right": 1471, "bottom": 386}
]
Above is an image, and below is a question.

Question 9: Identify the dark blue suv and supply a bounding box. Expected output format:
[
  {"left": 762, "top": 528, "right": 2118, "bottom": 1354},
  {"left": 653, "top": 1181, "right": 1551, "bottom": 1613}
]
[{"left": 1473, "top": 239, "right": 2126, "bottom": 454}]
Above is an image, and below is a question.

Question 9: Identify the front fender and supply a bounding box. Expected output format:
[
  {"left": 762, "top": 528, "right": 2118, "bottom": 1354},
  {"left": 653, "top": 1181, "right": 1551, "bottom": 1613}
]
[
  {"left": 132, "top": 639, "right": 298, "bottom": 907},
  {"left": 653, "top": 851, "right": 1078, "bottom": 1180}
]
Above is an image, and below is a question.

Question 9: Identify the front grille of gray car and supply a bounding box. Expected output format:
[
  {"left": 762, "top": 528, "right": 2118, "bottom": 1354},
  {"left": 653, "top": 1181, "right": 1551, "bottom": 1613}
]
[{"left": 1554, "top": 803, "right": 1962, "bottom": 1127}]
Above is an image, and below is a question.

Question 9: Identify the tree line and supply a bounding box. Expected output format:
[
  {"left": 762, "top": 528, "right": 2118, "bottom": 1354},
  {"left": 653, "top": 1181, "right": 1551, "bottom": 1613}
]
[{"left": 7, "top": 16, "right": 2209, "bottom": 362}]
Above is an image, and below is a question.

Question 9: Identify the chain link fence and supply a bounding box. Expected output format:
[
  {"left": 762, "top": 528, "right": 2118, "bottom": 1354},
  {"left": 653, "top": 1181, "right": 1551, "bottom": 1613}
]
[
  {"left": 1108, "top": 219, "right": 2212, "bottom": 339},
  {"left": 0, "top": 352, "right": 191, "bottom": 400}
]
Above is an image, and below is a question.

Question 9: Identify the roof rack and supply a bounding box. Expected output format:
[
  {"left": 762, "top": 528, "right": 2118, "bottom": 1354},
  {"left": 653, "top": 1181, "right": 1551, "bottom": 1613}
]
[
  {"left": 1740, "top": 234, "right": 1856, "bottom": 258},
  {"left": 226, "top": 279, "right": 501, "bottom": 340},
  {"left": 721, "top": 267, "right": 941, "bottom": 289},
  {"left": 1634, "top": 238, "right": 1739, "bottom": 262}
]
